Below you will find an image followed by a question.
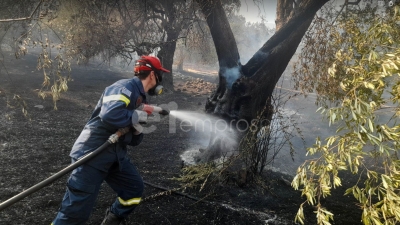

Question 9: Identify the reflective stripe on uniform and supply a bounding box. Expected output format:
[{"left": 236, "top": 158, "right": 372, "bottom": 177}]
[
  {"left": 103, "top": 94, "right": 130, "bottom": 106},
  {"left": 118, "top": 197, "right": 141, "bottom": 206}
]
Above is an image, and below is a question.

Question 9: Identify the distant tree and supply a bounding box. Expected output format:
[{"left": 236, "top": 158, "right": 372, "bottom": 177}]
[
  {"left": 148, "top": 0, "right": 197, "bottom": 90},
  {"left": 51, "top": 0, "right": 196, "bottom": 91},
  {"left": 0, "top": 0, "right": 200, "bottom": 104}
]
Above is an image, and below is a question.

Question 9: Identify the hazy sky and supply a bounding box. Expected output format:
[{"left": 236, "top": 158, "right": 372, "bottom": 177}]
[{"left": 238, "top": 0, "right": 277, "bottom": 27}]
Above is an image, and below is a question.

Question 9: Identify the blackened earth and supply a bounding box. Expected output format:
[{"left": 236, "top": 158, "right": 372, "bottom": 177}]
[{"left": 0, "top": 51, "right": 361, "bottom": 225}]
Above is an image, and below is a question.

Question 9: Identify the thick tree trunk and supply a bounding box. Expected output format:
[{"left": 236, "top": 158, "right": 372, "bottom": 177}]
[
  {"left": 196, "top": 0, "right": 241, "bottom": 118},
  {"left": 241, "top": 0, "right": 329, "bottom": 120},
  {"left": 157, "top": 31, "right": 179, "bottom": 92},
  {"left": 193, "top": 0, "right": 329, "bottom": 171},
  {"left": 201, "top": 0, "right": 329, "bottom": 121}
]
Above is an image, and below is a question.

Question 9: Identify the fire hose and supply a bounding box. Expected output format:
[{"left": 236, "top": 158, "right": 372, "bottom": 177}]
[{"left": 0, "top": 104, "right": 169, "bottom": 211}]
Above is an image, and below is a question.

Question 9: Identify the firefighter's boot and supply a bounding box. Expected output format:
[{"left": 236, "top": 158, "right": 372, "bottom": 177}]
[{"left": 100, "top": 208, "right": 127, "bottom": 225}]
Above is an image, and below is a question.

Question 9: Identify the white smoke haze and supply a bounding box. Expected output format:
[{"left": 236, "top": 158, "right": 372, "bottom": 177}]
[
  {"left": 233, "top": 23, "right": 273, "bottom": 64},
  {"left": 238, "top": 0, "right": 277, "bottom": 25},
  {"left": 222, "top": 66, "right": 241, "bottom": 88}
]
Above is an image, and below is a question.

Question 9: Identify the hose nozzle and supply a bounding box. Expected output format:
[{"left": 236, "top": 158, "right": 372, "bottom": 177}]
[
  {"left": 159, "top": 109, "right": 169, "bottom": 115},
  {"left": 138, "top": 104, "right": 169, "bottom": 116}
]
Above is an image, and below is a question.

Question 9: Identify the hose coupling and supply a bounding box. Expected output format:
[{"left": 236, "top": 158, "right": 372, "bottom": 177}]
[{"left": 108, "top": 134, "right": 119, "bottom": 144}]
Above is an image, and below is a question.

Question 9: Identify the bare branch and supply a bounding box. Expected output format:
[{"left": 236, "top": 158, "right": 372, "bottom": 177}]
[
  {"left": 146, "top": 1, "right": 166, "bottom": 16},
  {"left": 0, "top": 0, "right": 43, "bottom": 22},
  {"left": 347, "top": 0, "right": 362, "bottom": 5},
  {"left": 331, "top": 0, "right": 362, "bottom": 25}
]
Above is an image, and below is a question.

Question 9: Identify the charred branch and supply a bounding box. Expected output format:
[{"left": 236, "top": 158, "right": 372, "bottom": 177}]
[
  {"left": 242, "top": 0, "right": 329, "bottom": 78},
  {"left": 275, "top": 0, "right": 294, "bottom": 31},
  {"left": 202, "top": 0, "right": 329, "bottom": 121}
]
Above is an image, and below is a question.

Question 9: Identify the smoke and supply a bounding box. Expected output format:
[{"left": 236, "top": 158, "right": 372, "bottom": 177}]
[
  {"left": 170, "top": 110, "right": 239, "bottom": 165},
  {"left": 221, "top": 66, "right": 241, "bottom": 88}
]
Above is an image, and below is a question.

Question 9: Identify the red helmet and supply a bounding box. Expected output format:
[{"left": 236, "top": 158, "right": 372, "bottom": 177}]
[{"left": 134, "top": 55, "right": 170, "bottom": 73}]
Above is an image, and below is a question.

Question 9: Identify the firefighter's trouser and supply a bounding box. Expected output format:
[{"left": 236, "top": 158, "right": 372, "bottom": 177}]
[{"left": 51, "top": 157, "right": 143, "bottom": 225}]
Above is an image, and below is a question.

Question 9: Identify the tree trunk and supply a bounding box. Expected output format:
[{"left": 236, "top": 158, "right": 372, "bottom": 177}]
[
  {"left": 157, "top": 31, "right": 179, "bottom": 92},
  {"left": 242, "top": 0, "right": 329, "bottom": 120},
  {"left": 196, "top": 0, "right": 241, "bottom": 118},
  {"left": 193, "top": 0, "right": 329, "bottom": 172},
  {"left": 201, "top": 0, "right": 329, "bottom": 121},
  {"left": 155, "top": 0, "right": 193, "bottom": 93}
]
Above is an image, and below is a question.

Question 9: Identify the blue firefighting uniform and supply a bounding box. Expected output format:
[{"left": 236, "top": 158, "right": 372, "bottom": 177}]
[{"left": 52, "top": 77, "right": 147, "bottom": 225}]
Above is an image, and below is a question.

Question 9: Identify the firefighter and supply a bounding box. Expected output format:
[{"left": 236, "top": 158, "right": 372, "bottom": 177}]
[{"left": 51, "top": 56, "right": 170, "bottom": 225}]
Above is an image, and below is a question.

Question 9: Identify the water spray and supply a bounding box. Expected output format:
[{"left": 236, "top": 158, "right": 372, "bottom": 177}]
[{"left": 169, "top": 110, "right": 238, "bottom": 165}]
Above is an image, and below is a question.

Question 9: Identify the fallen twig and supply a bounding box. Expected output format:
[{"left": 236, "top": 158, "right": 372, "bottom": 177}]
[
  {"left": 143, "top": 181, "right": 200, "bottom": 202},
  {"left": 143, "top": 181, "right": 276, "bottom": 222}
]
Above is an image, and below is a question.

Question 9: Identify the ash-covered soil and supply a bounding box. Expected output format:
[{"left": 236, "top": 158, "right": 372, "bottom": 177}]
[{"left": 0, "top": 51, "right": 361, "bottom": 224}]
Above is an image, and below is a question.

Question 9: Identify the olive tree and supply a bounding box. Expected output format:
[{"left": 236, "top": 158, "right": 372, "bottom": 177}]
[
  {"left": 292, "top": 2, "right": 400, "bottom": 225},
  {"left": 185, "top": 0, "right": 330, "bottom": 178},
  {"left": 50, "top": 0, "right": 197, "bottom": 91}
]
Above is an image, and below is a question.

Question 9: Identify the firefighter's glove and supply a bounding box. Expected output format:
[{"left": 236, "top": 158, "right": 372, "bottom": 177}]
[
  {"left": 159, "top": 108, "right": 170, "bottom": 116},
  {"left": 132, "top": 123, "right": 143, "bottom": 135},
  {"left": 132, "top": 110, "right": 148, "bottom": 124},
  {"left": 120, "top": 129, "right": 144, "bottom": 146}
]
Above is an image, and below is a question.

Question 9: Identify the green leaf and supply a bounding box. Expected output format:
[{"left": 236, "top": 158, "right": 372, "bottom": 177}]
[
  {"left": 352, "top": 110, "right": 357, "bottom": 120},
  {"left": 345, "top": 187, "right": 353, "bottom": 196},
  {"left": 382, "top": 174, "right": 391, "bottom": 189},
  {"left": 340, "top": 82, "right": 347, "bottom": 91},
  {"left": 334, "top": 176, "right": 342, "bottom": 187},
  {"left": 364, "top": 82, "right": 375, "bottom": 90}
]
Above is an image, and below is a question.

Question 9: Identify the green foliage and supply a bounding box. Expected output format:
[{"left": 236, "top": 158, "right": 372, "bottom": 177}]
[
  {"left": 293, "top": 5, "right": 400, "bottom": 225},
  {"left": 2, "top": 0, "right": 197, "bottom": 110},
  {"left": 0, "top": 1, "right": 71, "bottom": 111},
  {"left": 36, "top": 37, "right": 71, "bottom": 110},
  {"left": 15, "top": 23, "right": 72, "bottom": 110}
]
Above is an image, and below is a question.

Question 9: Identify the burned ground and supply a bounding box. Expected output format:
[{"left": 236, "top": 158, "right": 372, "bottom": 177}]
[{"left": 0, "top": 51, "right": 361, "bottom": 224}]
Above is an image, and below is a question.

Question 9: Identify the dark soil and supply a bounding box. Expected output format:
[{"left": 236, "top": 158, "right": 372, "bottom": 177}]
[{"left": 0, "top": 51, "right": 362, "bottom": 224}]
